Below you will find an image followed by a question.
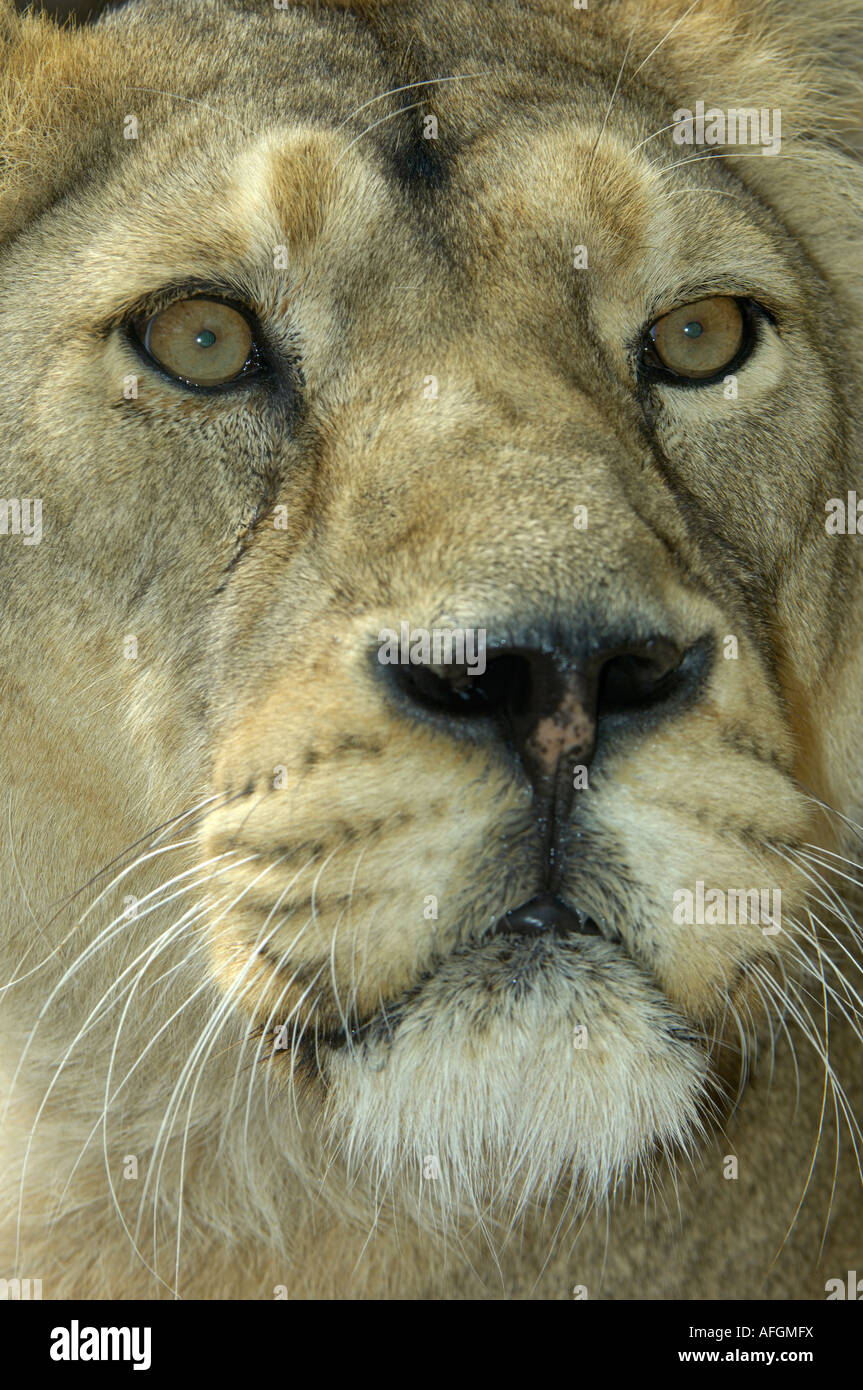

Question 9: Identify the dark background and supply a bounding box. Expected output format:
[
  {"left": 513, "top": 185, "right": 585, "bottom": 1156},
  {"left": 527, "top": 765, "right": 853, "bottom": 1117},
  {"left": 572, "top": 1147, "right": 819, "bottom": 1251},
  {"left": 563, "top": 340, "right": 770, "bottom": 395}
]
[{"left": 15, "top": 1, "right": 119, "bottom": 19}]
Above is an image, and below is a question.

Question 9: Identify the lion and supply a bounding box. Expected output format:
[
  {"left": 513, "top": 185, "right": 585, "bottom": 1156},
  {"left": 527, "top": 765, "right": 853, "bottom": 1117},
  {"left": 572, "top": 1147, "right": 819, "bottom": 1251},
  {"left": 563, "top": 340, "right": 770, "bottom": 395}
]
[{"left": 1, "top": 0, "right": 862, "bottom": 1301}]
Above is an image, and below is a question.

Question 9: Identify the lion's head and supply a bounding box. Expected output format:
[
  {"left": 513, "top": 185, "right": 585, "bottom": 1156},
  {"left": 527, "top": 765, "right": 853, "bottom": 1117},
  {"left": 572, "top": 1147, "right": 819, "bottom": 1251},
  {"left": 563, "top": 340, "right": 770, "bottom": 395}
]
[{"left": 2, "top": 0, "right": 862, "bottom": 1298}]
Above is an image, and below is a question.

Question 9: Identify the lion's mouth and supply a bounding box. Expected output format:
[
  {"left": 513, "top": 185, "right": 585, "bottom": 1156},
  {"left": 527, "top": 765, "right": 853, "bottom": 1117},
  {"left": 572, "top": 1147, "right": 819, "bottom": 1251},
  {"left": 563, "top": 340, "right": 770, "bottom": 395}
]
[
  {"left": 309, "top": 892, "right": 622, "bottom": 1054},
  {"left": 490, "top": 891, "right": 608, "bottom": 940}
]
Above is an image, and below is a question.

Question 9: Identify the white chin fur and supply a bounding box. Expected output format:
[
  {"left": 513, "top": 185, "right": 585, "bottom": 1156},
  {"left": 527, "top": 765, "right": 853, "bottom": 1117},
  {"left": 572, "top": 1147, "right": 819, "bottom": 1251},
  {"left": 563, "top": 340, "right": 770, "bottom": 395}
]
[{"left": 321, "top": 937, "right": 708, "bottom": 1227}]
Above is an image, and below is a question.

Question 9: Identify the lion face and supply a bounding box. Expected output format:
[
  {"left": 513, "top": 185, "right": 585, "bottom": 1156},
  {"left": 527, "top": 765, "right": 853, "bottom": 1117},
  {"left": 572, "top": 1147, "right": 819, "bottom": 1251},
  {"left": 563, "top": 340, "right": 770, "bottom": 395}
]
[{"left": 2, "top": 0, "right": 862, "bottom": 1244}]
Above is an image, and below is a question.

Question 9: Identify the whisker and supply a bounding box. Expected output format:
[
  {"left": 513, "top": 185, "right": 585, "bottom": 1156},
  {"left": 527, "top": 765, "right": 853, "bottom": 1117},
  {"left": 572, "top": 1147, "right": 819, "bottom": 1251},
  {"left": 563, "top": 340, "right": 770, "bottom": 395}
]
[
  {"left": 623, "top": 0, "right": 705, "bottom": 87},
  {"left": 333, "top": 72, "right": 492, "bottom": 134},
  {"left": 333, "top": 101, "right": 425, "bottom": 166}
]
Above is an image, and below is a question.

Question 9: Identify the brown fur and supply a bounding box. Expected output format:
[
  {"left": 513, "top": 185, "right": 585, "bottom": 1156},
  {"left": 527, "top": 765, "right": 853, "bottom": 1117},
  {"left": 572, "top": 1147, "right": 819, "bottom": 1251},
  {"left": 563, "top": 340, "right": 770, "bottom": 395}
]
[{"left": 1, "top": 0, "right": 862, "bottom": 1299}]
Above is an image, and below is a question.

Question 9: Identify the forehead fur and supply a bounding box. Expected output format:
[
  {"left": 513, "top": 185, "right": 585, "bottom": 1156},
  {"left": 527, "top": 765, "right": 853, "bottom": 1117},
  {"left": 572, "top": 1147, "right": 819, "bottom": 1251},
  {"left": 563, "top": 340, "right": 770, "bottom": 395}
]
[{"left": 1, "top": 0, "right": 860, "bottom": 247}]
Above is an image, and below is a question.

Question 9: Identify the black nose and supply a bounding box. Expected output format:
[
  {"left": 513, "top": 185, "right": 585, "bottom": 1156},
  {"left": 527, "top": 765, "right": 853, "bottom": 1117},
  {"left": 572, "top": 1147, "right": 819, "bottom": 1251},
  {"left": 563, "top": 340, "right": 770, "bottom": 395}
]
[
  {"left": 493, "top": 893, "right": 602, "bottom": 937},
  {"left": 381, "top": 622, "right": 705, "bottom": 791}
]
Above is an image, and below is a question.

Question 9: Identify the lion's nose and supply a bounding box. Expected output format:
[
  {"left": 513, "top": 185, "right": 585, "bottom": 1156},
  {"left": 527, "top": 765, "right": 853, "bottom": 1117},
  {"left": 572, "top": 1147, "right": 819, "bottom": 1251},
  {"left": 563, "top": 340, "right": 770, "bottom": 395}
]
[{"left": 381, "top": 626, "right": 702, "bottom": 793}]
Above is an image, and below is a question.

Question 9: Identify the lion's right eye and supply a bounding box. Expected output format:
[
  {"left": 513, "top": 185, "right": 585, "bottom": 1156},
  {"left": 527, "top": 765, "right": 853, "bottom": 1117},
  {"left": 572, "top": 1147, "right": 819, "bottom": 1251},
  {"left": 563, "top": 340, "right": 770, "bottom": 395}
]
[
  {"left": 640, "top": 296, "right": 750, "bottom": 383},
  {"left": 133, "top": 296, "right": 261, "bottom": 388}
]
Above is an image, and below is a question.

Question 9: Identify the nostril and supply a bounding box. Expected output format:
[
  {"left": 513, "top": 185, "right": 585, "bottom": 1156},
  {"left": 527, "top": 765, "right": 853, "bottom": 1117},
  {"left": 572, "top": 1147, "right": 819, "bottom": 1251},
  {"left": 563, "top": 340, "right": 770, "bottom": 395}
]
[
  {"left": 595, "top": 637, "right": 685, "bottom": 718},
  {"left": 389, "top": 651, "right": 533, "bottom": 721},
  {"left": 378, "top": 625, "right": 711, "bottom": 776}
]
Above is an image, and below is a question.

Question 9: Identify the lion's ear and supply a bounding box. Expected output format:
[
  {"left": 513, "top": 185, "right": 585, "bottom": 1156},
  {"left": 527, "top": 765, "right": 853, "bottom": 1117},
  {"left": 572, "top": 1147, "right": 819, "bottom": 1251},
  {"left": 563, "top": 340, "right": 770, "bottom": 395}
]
[{"left": 0, "top": 0, "right": 128, "bottom": 241}]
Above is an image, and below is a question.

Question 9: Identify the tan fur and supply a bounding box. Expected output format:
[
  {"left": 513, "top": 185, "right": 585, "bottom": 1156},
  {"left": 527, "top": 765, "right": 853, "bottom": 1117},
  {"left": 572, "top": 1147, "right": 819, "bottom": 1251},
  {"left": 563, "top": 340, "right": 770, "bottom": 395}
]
[{"left": 1, "top": 0, "right": 862, "bottom": 1299}]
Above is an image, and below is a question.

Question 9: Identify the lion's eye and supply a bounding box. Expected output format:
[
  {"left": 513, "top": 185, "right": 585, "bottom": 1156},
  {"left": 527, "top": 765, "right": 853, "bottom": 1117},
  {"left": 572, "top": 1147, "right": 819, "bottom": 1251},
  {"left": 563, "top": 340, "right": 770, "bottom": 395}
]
[
  {"left": 642, "top": 296, "right": 746, "bottom": 381},
  {"left": 136, "top": 297, "right": 257, "bottom": 387}
]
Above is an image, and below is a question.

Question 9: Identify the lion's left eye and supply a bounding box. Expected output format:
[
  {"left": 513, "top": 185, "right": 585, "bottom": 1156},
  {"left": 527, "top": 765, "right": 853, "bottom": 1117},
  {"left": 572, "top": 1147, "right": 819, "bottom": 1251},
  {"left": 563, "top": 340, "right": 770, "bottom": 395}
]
[
  {"left": 134, "top": 297, "right": 259, "bottom": 387},
  {"left": 641, "top": 296, "right": 748, "bottom": 382}
]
